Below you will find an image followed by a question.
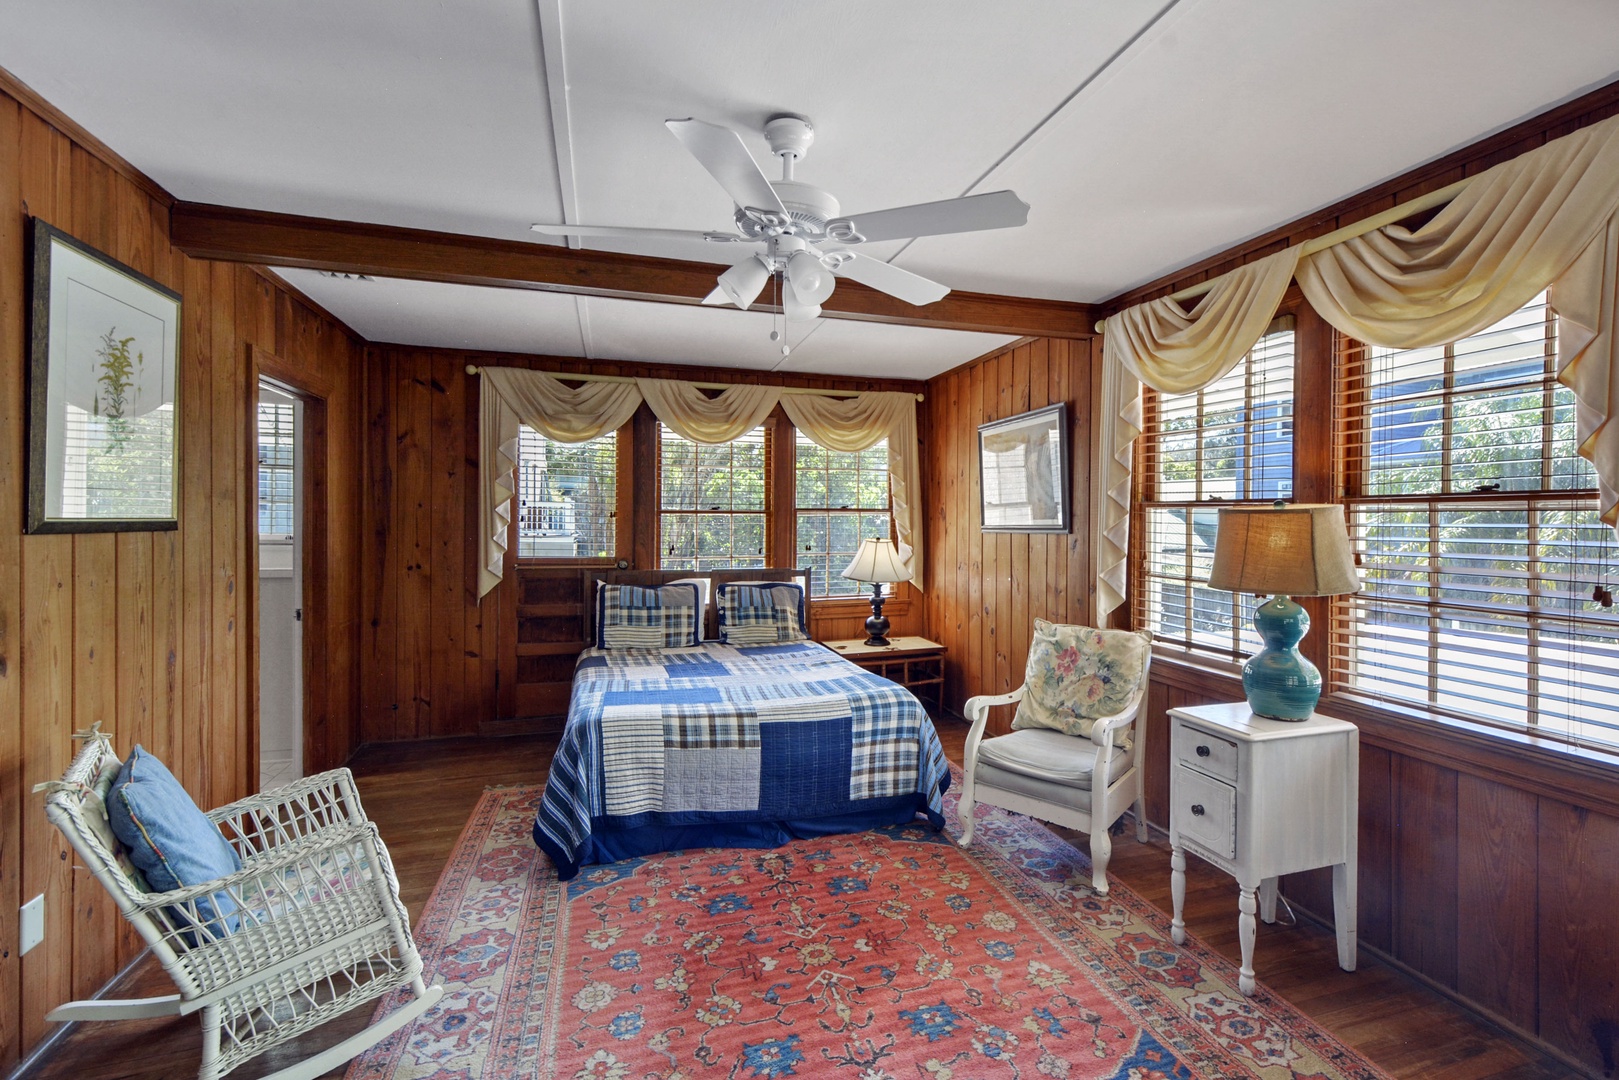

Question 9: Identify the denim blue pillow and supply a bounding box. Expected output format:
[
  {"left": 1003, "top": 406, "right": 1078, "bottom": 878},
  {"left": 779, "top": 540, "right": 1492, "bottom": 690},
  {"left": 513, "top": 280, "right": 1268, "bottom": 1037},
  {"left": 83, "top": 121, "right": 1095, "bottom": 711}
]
[{"left": 106, "top": 746, "right": 242, "bottom": 939}]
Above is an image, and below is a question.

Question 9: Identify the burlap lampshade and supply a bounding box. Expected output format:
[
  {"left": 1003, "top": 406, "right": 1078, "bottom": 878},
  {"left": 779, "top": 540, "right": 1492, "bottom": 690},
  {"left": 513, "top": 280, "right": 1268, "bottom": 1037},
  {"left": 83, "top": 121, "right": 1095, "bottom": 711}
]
[{"left": 1208, "top": 503, "right": 1360, "bottom": 598}]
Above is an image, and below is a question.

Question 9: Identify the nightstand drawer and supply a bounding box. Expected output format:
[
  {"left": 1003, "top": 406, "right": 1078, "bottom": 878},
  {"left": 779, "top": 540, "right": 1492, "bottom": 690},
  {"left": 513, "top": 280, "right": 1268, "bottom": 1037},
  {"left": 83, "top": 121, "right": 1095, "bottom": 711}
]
[
  {"left": 1174, "top": 764, "right": 1236, "bottom": 859},
  {"left": 1174, "top": 723, "right": 1239, "bottom": 784}
]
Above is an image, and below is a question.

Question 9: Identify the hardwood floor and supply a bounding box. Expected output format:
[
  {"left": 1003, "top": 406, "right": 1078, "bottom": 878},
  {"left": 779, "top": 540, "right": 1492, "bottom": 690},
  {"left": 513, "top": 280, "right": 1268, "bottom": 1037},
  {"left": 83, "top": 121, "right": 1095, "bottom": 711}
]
[{"left": 15, "top": 722, "right": 1580, "bottom": 1079}]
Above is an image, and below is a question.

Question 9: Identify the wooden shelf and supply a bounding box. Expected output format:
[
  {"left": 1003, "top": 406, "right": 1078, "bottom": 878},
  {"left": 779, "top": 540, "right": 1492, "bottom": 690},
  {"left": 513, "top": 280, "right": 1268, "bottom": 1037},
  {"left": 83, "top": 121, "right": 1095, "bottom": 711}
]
[{"left": 822, "top": 636, "right": 946, "bottom": 714}]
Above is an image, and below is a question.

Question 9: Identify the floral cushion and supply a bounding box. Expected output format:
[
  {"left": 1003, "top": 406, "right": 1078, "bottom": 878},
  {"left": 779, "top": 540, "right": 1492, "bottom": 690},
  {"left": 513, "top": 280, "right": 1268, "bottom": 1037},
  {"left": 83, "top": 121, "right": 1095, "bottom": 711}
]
[{"left": 1010, "top": 620, "right": 1152, "bottom": 745}]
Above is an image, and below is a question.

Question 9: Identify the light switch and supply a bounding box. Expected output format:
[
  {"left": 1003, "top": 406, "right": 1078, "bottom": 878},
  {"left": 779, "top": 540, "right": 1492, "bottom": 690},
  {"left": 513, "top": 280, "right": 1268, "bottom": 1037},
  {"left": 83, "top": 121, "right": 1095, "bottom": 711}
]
[{"left": 20, "top": 894, "right": 44, "bottom": 956}]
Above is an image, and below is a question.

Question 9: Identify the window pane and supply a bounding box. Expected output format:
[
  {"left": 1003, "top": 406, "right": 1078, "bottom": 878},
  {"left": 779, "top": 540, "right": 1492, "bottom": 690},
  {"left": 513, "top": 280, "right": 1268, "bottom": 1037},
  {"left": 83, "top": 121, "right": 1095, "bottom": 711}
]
[
  {"left": 658, "top": 424, "right": 768, "bottom": 571},
  {"left": 1338, "top": 293, "right": 1619, "bottom": 751},
  {"left": 1136, "top": 325, "right": 1294, "bottom": 658},
  {"left": 518, "top": 426, "right": 617, "bottom": 558},
  {"left": 794, "top": 432, "right": 892, "bottom": 597},
  {"left": 257, "top": 401, "right": 295, "bottom": 536}
]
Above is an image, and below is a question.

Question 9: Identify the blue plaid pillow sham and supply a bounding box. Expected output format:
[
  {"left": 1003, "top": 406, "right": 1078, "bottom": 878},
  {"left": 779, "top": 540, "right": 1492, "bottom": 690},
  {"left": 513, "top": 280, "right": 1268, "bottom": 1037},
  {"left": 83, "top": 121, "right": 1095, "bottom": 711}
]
[
  {"left": 716, "top": 581, "right": 808, "bottom": 644},
  {"left": 596, "top": 582, "right": 701, "bottom": 649}
]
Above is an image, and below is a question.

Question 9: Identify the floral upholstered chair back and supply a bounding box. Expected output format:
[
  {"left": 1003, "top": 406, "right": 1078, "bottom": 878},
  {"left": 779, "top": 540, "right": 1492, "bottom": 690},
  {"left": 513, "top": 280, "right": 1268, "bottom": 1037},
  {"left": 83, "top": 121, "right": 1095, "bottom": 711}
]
[{"left": 1009, "top": 620, "right": 1153, "bottom": 746}]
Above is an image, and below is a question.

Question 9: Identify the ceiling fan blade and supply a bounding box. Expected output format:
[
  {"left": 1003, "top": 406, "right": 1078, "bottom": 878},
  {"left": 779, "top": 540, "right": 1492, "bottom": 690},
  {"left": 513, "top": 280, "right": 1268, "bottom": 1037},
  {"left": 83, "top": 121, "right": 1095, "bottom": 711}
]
[
  {"left": 665, "top": 118, "right": 788, "bottom": 217},
  {"left": 828, "top": 252, "right": 950, "bottom": 306},
  {"left": 828, "top": 190, "right": 1029, "bottom": 244},
  {"left": 530, "top": 222, "right": 744, "bottom": 243}
]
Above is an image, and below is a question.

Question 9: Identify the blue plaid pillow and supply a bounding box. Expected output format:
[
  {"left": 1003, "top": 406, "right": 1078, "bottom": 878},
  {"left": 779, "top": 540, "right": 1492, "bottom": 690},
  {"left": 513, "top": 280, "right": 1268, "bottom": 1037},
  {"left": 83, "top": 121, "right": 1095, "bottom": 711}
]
[
  {"left": 596, "top": 583, "right": 701, "bottom": 649},
  {"left": 717, "top": 582, "right": 807, "bottom": 644}
]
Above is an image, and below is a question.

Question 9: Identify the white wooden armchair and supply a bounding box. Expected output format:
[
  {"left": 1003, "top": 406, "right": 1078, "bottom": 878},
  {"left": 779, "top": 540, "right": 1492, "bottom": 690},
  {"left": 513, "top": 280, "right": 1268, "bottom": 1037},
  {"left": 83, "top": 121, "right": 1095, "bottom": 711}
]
[
  {"left": 40, "top": 730, "right": 442, "bottom": 1080},
  {"left": 958, "top": 627, "right": 1152, "bottom": 895}
]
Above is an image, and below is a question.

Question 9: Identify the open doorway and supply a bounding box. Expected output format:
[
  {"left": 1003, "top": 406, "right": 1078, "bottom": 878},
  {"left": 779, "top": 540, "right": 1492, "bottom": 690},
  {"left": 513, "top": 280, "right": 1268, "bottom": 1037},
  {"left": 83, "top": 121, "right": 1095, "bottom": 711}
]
[{"left": 256, "top": 381, "right": 303, "bottom": 791}]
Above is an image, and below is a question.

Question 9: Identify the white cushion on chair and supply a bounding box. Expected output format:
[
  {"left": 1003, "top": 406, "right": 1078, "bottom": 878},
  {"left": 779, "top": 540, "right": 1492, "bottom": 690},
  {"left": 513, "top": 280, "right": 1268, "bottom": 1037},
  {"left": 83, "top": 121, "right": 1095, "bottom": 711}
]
[{"left": 974, "top": 729, "right": 1133, "bottom": 791}]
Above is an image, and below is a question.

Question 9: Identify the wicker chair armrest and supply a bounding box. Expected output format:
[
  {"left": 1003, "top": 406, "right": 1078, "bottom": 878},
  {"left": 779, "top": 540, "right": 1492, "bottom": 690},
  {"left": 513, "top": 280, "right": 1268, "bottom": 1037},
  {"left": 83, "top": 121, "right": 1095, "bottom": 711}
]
[
  {"left": 207, "top": 769, "right": 366, "bottom": 864},
  {"left": 124, "top": 819, "right": 375, "bottom": 916}
]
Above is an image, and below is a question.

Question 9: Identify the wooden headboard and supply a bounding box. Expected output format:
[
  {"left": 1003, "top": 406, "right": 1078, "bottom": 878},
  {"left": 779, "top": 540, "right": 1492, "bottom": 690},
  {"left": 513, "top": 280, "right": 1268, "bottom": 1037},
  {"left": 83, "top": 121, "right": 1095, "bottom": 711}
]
[{"left": 582, "top": 567, "right": 810, "bottom": 644}]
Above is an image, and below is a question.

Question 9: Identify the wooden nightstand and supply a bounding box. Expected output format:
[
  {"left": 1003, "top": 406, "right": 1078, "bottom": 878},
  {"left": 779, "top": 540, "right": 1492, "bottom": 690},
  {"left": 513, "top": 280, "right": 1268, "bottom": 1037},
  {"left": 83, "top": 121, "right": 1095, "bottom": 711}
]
[
  {"left": 1168, "top": 702, "right": 1359, "bottom": 996},
  {"left": 823, "top": 636, "right": 946, "bottom": 713}
]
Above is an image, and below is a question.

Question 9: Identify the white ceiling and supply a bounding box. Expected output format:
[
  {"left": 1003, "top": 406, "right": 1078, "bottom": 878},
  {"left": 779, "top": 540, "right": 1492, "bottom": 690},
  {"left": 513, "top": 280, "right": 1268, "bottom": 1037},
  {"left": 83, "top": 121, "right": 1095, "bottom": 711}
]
[{"left": 5, "top": 0, "right": 1619, "bottom": 379}]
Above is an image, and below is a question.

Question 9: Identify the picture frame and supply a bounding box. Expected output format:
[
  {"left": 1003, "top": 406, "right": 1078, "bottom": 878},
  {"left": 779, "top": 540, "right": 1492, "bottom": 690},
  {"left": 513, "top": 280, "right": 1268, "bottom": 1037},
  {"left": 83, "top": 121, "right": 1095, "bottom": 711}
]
[
  {"left": 978, "top": 402, "right": 1070, "bottom": 533},
  {"left": 28, "top": 218, "right": 182, "bottom": 533}
]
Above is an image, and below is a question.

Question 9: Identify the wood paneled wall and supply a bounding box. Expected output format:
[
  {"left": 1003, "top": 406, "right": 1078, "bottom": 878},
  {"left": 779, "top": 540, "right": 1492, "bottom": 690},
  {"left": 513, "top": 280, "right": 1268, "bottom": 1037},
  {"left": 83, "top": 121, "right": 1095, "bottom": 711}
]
[
  {"left": 357, "top": 346, "right": 927, "bottom": 742},
  {"left": 0, "top": 84, "right": 365, "bottom": 1069},
  {"left": 920, "top": 337, "right": 1098, "bottom": 725}
]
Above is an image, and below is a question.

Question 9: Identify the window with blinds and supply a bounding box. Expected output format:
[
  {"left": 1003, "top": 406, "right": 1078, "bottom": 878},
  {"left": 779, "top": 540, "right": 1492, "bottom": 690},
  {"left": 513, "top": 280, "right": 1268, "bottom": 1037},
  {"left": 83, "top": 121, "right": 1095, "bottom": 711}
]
[
  {"left": 796, "top": 434, "right": 891, "bottom": 597},
  {"left": 257, "top": 401, "right": 295, "bottom": 538},
  {"left": 659, "top": 424, "right": 768, "bottom": 572},
  {"left": 1333, "top": 292, "right": 1619, "bottom": 750},
  {"left": 1135, "top": 320, "right": 1296, "bottom": 659},
  {"left": 517, "top": 425, "right": 617, "bottom": 559}
]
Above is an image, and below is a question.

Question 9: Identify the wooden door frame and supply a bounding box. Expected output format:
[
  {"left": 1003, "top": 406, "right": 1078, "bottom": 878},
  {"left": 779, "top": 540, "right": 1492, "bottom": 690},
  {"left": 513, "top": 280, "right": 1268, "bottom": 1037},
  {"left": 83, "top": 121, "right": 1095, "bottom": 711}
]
[{"left": 245, "top": 344, "right": 333, "bottom": 785}]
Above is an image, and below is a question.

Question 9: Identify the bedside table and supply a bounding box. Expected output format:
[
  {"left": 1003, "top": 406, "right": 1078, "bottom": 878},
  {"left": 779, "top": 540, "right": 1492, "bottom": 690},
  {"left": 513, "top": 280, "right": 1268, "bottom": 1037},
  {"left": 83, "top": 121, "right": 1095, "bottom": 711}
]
[
  {"left": 823, "top": 636, "right": 945, "bottom": 713},
  {"left": 1168, "top": 702, "right": 1358, "bottom": 996}
]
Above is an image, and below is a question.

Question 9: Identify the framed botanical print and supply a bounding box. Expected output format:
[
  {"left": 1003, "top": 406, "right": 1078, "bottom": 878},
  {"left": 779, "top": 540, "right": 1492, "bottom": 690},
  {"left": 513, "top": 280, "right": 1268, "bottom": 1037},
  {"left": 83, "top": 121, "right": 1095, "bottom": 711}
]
[
  {"left": 978, "top": 402, "right": 1070, "bottom": 533},
  {"left": 28, "top": 219, "right": 182, "bottom": 532}
]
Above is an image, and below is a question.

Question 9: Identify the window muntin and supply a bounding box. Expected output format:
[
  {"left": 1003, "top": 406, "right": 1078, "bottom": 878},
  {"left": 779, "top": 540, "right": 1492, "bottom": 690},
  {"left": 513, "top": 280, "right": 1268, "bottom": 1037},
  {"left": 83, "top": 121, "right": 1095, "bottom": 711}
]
[
  {"left": 257, "top": 400, "right": 295, "bottom": 538},
  {"left": 1136, "top": 322, "right": 1296, "bottom": 659},
  {"left": 658, "top": 424, "right": 767, "bottom": 572},
  {"left": 517, "top": 425, "right": 617, "bottom": 559},
  {"left": 1335, "top": 293, "right": 1619, "bottom": 750},
  {"left": 796, "top": 434, "right": 891, "bottom": 597}
]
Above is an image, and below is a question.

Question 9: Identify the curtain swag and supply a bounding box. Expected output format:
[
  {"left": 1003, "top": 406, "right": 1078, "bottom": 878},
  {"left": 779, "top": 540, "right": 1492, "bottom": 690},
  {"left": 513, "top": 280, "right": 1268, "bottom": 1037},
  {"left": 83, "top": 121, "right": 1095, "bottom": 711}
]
[
  {"left": 1097, "top": 112, "right": 1619, "bottom": 617},
  {"left": 477, "top": 368, "right": 923, "bottom": 598}
]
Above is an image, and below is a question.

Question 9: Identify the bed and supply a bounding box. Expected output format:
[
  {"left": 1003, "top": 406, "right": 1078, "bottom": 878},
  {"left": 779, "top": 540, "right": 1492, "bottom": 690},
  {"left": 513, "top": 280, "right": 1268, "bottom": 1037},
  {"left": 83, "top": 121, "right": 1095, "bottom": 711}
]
[{"left": 532, "top": 570, "right": 950, "bottom": 880}]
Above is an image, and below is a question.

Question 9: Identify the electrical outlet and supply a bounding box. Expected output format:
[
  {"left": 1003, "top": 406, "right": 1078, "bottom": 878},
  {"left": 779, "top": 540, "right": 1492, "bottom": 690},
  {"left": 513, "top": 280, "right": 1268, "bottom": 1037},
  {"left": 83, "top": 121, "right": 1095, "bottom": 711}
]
[{"left": 20, "top": 894, "right": 43, "bottom": 956}]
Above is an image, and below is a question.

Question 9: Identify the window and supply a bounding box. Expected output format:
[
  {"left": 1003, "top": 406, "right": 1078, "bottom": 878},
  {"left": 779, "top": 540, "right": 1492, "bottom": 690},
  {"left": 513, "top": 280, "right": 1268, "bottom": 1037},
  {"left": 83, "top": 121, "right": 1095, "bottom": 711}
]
[
  {"left": 1135, "top": 320, "right": 1296, "bottom": 659},
  {"left": 1334, "top": 293, "right": 1619, "bottom": 750},
  {"left": 257, "top": 400, "right": 295, "bottom": 538},
  {"left": 658, "top": 423, "right": 767, "bottom": 572},
  {"left": 796, "top": 434, "right": 891, "bottom": 597},
  {"left": 517, "top": 425, "right": 617, "bottom": 559}
]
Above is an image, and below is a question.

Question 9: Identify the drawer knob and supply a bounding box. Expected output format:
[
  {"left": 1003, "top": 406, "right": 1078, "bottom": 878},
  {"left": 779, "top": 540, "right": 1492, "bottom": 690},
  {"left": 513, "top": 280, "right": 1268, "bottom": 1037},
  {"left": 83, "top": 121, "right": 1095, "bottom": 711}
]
[
  {"left": 1191, "top": 804, "right": 1206, "bottom": 817},
  {"left": 1196, "top": 745, "right": 1211, "bottom": 758}
]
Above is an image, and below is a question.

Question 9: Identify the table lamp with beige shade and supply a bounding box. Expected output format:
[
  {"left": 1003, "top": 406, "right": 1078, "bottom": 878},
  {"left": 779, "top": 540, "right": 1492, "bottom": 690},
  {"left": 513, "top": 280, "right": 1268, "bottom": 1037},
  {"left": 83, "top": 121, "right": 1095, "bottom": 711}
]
[
  {"left": 840, "top": 537, "right": 913, "bottom": 646},
  {"left": 1208, "top": 502, "right": 1361, "bottom": 720}
]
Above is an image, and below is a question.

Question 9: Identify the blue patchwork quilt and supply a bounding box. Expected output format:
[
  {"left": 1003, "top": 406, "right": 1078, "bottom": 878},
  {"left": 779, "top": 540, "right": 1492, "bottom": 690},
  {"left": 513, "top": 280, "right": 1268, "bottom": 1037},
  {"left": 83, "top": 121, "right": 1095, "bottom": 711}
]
[{"left": 533, "top": 641, "right": 950, "bottom": 879}]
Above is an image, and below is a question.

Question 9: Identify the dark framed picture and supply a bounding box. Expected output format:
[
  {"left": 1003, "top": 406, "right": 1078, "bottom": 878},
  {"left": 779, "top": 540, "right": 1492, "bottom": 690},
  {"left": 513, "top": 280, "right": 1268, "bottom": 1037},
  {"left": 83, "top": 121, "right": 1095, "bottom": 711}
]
[
  {"left": 28, "top": 219, "right": 182, "bottom": 533},
  {"left": 978, "top": 402, "right": 1069, "bottom": 533}
]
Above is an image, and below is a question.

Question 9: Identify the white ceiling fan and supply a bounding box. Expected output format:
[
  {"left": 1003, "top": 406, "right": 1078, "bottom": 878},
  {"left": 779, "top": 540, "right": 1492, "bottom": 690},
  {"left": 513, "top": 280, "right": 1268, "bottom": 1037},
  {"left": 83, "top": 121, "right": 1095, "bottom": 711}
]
[{"left": 532, "top": 114, "right": 1030, "bottom": 336}]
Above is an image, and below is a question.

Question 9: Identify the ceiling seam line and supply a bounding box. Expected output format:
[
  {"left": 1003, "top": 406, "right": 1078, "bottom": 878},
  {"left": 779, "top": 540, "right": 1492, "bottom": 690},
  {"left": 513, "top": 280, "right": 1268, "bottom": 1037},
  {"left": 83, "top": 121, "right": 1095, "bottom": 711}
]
[
  {"left": 884, "top": 0, "right": 1191, "bottom": 267},
  {"left": 535, "top": 0, "right": 581, "bottom": 250}
]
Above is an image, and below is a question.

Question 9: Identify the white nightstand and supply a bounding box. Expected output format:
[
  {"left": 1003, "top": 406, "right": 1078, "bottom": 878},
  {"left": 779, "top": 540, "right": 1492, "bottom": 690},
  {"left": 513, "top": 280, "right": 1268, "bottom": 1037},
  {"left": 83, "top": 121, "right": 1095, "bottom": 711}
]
[{"left": 1168, "top": 702, "right": 1359, "bottom": 996}]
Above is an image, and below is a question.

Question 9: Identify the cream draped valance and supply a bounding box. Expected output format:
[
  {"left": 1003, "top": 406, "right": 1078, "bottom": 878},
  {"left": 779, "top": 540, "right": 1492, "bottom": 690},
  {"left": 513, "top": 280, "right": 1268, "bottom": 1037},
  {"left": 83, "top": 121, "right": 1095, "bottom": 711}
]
[
  {"left": 478, "top": 367, "right": 923, "bottom": 598},
  {"left": 779, "top": 390, "right": 924, "bottom": 590},
  {"left": 1095, "top": 249, "right": 1300, "bottom": 616},
  {"left": 1098, "top": 111, "right": 1619, "bottom": 616}
]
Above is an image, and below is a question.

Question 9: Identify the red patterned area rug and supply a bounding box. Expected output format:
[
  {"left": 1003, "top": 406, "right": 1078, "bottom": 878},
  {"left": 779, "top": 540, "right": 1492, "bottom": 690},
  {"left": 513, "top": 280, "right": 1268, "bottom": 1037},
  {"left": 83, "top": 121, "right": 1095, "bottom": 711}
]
[{"left": 347, "top": 778, "right": 1389, "bottom": 1080}]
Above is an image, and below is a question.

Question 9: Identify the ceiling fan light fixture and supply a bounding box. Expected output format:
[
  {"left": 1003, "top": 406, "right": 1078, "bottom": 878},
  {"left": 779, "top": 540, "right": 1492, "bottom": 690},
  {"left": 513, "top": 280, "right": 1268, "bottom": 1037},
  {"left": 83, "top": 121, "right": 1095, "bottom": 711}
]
[
  {"left": 717, "top": 255, "right": 771, "bottom": 310},
  {"left": 783, "top": 282, "right": 822, "bottom": 323},
  {"left": 785, "top": 250, "right": 835, "bottom": 304}
]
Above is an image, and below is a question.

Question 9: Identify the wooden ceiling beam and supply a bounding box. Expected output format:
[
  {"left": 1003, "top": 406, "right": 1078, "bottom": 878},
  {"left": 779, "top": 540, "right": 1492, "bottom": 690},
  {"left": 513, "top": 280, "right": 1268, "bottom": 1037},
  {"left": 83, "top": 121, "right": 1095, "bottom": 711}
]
[{"left": 170, "top": 202, "right": 1094, "bottom": 339}]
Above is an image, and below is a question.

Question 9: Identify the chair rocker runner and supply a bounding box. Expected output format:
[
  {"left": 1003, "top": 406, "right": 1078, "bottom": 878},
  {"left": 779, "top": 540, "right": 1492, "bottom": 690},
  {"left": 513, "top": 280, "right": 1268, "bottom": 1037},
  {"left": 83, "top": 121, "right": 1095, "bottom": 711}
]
[
  {"left": 957, "top": 624, "right": 1152, "bottom": 895},
  {"left": 41, "top": 730, "right": 442, "bottom": 1080}
]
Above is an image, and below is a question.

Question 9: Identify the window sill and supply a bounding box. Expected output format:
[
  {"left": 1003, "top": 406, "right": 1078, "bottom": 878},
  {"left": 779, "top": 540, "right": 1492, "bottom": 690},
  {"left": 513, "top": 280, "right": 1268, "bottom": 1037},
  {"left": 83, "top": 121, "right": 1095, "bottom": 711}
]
[
  {"left": 1149, "top": 652, "right": 1619, "bottom": 815},
  {"left": 810, "top": 595, "right": 911, "bottom": 619}
]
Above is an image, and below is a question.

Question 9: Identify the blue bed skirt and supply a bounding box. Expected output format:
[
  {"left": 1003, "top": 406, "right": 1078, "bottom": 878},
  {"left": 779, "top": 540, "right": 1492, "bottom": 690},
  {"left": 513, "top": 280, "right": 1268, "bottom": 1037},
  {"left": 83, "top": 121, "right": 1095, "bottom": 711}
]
[{"left": 535, "top": 785, "right": 947, "bottom": 882}]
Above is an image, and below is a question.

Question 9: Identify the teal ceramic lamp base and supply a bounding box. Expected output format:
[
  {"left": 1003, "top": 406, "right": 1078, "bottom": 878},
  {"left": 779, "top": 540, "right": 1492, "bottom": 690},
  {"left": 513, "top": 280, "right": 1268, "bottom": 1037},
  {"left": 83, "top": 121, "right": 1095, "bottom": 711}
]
[{"left": 1242, "top": 595, "right": 1321, "bottom": 721}]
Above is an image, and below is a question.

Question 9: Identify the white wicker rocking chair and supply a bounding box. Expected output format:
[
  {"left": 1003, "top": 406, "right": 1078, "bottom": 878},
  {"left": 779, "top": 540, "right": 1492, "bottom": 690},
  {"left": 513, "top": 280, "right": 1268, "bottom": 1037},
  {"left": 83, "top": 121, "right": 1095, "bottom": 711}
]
[{"left": 40, "top": 729, "right": 442, "bottom": 1080}]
